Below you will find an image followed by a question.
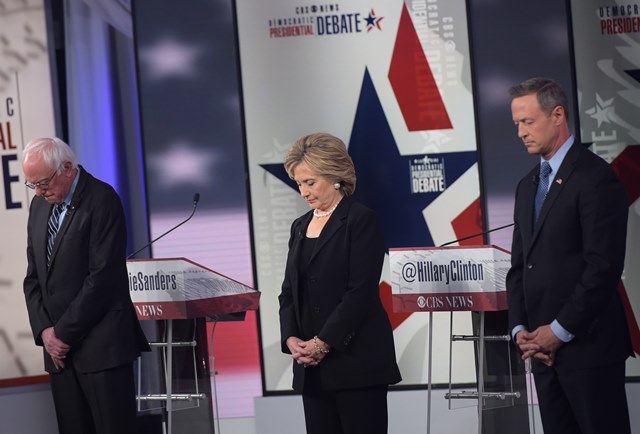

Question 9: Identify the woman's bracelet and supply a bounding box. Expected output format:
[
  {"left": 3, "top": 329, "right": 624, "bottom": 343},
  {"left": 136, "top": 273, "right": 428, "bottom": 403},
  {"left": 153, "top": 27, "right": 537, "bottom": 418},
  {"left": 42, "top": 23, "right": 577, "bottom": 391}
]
[{"left": 313, "top": 336, "right": 329, "bottom": 354}]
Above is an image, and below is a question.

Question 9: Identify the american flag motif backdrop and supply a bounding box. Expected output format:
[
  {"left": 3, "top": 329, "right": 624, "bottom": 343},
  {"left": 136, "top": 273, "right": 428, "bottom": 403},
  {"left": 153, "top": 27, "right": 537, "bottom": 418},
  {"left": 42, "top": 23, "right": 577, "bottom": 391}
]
[
  {"left": 236, "top": 0, "right": 483, "bottom": 391},
  {"left": 570, "top": 0, "right": 640, "bottom": 377},
  {"left": 0, "top": 0, "right": 57, "bottom": 385}
]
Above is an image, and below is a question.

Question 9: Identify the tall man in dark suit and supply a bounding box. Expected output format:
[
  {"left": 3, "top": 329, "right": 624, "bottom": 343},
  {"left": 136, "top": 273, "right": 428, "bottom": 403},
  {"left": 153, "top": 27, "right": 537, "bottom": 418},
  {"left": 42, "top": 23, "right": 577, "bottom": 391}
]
[
  {"left": 506, "top": 78, "right": 632, "bottom": 434},
  {"left": 22, "top": 137, "right": 149, "bottom": 434}
]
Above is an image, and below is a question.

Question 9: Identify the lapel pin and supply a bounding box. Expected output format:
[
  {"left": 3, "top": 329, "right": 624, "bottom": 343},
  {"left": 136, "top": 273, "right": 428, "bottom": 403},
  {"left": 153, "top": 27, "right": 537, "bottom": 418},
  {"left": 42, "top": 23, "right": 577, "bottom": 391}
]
[{"left": 555, "top": 178, "right": 563, "bottom": 185}]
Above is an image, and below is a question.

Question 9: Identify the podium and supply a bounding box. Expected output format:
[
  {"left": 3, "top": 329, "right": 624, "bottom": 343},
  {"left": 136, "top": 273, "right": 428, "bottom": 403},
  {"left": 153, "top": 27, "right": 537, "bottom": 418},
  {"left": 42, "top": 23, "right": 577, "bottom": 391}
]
[
  {"left": 390, "top": 245, "right": 518, "bottom": 434},
  {"left": 127, "top": 258, "right": 260, "bottom": 434}
]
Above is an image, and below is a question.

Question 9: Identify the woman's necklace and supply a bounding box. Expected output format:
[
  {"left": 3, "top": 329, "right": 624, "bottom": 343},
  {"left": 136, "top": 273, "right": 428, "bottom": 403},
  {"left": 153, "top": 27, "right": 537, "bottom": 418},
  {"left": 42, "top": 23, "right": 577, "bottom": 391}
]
[{"left": 313, "top": 199, "right": 341, "bottom": 218}]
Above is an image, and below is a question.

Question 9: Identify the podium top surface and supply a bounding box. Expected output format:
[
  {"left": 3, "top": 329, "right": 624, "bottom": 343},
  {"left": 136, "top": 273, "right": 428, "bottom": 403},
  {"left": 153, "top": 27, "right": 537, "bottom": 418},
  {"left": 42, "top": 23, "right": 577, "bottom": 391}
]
[
  {"left": 127, "top": 257, "right": 260, "bottom": 320},
  {"left": 389, "top": 246, "right": 510, "bottom": 312}
]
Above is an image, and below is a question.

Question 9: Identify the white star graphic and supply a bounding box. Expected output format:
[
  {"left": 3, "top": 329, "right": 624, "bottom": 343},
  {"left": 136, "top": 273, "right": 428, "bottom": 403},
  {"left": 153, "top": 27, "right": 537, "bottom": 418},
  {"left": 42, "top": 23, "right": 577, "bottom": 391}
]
[
  {"left": 419, "top": 130, "right": 453, "bottom": 153},
  {"left": 585, "top": 93, "right": 615, "bottom": 128},
  {"left": 138, "top": 38, "right": 203, "bottom": 80},
  {"left": 147, "top": 142, "right": 217, "bottom": 187}
]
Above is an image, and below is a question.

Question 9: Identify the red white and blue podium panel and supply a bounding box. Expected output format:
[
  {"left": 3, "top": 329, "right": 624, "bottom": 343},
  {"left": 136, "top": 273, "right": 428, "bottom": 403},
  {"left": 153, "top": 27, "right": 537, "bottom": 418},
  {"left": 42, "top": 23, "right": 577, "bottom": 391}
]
[
  {"left": 390, "top": 246, "right": 510, "bottom": 312},
  {"left": 127, "top": 258, "right": 260, "bottom": 320}
]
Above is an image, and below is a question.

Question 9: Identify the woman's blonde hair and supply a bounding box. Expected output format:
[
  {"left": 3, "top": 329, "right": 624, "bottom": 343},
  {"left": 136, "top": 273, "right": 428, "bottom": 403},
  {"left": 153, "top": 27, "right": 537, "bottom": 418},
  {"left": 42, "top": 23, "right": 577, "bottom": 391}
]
[{"left": 284, "top": 132, "right": 356, "bottom": 196}]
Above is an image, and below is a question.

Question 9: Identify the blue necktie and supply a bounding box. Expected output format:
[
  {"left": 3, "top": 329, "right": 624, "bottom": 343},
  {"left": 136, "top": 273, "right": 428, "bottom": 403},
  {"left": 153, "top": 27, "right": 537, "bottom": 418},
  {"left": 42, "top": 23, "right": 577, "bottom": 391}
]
[
  {"left": 534, "top": 162, "right": 552, "bottom": 223},
  {"left": 47, "top": 203, "right": 66, "bottom": 265}
]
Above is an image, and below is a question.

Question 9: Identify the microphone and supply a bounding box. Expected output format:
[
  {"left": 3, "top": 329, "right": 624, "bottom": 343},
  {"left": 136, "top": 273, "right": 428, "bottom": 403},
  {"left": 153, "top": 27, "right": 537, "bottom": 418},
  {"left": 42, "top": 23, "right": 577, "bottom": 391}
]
[
  {"left": 127, "top": 193, "right": 200, "bottom": 259},
  {"left": 439, "top": 222, "right": 514, "bottom": 247},
  {"left": 532, "top": 174, "right": 539, "bottom": 185}
]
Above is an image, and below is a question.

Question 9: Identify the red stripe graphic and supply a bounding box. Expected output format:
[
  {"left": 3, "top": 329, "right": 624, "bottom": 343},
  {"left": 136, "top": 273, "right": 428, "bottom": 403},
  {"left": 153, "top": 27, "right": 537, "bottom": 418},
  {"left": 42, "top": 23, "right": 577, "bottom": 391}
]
[
  {"left": 611, "top": 144, "right": 640, "bottom": 206},
  {"left": 451, "top": 197, "right": 483, "bottom": 246},
  {"left": 618, "top": 281, "right": 640, "bottom": 355},
  {"left": 388, "top": 4, "right": 452, "bottom": 131},
  {"left": 611, "top": 144, "right": 640, "bottom": 355},
  {"left": 380, "top": 281, "right": 411, "bottom": 330}
]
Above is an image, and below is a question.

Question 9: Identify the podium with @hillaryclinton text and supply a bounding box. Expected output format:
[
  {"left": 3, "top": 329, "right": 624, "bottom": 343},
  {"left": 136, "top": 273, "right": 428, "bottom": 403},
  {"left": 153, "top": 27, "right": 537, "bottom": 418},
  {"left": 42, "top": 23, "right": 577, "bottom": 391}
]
[
  {"left": 127, "top": 258, "right": 260, "bottom": 434},
  {"left": 390, "top": 245, "right": 518, "bottom": 434}
]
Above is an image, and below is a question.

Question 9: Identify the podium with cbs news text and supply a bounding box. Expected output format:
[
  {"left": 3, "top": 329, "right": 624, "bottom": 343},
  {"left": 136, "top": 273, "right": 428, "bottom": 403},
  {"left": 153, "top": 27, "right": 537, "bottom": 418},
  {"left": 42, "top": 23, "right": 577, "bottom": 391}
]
[
  {"left": 390, "top": 245, "right": 518, "bottom": 434},
  {"left": 127, "top": 257, "right": 260, "bottom": 434}
]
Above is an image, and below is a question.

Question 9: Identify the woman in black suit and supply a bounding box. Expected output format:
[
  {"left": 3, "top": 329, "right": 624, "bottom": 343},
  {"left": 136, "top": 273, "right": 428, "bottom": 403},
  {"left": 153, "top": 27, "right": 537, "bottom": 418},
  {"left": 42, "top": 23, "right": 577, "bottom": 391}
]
[{"left": 279, "top": 132, "right": 401, "bottom": 434}]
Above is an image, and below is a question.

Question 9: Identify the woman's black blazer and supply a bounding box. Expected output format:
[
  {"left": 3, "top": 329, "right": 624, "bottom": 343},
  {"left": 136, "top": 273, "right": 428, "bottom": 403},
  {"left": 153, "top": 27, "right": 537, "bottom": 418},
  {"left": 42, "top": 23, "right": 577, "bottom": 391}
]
[{"left": 279, "top": 196, "right": 402, "bottom": 391}]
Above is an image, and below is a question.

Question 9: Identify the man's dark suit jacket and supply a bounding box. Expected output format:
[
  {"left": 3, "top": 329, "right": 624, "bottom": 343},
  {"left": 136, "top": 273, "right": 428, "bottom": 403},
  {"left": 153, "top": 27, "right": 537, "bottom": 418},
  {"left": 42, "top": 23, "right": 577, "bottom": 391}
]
[
  {"left": 506, "top": 143, "right": 632, "bottom": 372},
  {"left": 24, "top": 167, "right": 149, "bottom": 374},
  {"left": 279, "top": 196, "right": 401, "bottom": 392}
]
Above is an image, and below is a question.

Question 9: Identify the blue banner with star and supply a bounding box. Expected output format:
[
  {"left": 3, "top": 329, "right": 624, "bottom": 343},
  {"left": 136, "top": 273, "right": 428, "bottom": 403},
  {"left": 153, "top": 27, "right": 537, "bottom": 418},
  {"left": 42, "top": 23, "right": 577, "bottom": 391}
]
[{"left": 237, "top": 0, "right": 482, "bottom": 391}]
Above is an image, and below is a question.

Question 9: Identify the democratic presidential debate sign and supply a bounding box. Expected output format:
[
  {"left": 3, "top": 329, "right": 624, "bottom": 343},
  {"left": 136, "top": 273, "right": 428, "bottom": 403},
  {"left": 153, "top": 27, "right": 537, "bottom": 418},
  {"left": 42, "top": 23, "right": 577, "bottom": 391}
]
[
  {"left": 390, "top": 246, "right": 510, "bottom": 312},
  {"left": 236, "top": 0, "right": 480, "bottom": 390},
  {"left": 569, "top": 0, "right": 640, "bottom": 377},
  {"left": 0, "top": 0, "right": 58, "bottom": 385},
  {"left": 127, "top": 258, "right": 260, "bottom": 320}
]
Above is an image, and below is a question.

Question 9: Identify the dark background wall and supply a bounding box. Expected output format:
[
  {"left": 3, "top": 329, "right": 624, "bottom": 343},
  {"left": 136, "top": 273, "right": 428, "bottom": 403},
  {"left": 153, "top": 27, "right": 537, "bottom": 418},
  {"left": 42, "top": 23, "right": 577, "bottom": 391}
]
[
  {"left": 468, "top": 0, "right": 575, "bottom": 249},
  {"left": 466, "top": 1, "right": 575, "bottom": 431}
]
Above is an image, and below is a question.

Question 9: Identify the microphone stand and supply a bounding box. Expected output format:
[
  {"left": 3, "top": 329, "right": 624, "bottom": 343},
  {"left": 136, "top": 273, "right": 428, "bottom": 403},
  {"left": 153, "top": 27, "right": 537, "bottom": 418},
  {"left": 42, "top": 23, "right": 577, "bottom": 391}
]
[
  {"left": 439, "top": 222, "right": 514, "bottom": 247},
  {"left": 127, "top": 193, "right": 200, "bottom": 259},
  {"left": 127, "top": 193, "right": 201, "bottom": 434},
  {"left": 438, "top": 221, "right": 515, "bottom": 434}
]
